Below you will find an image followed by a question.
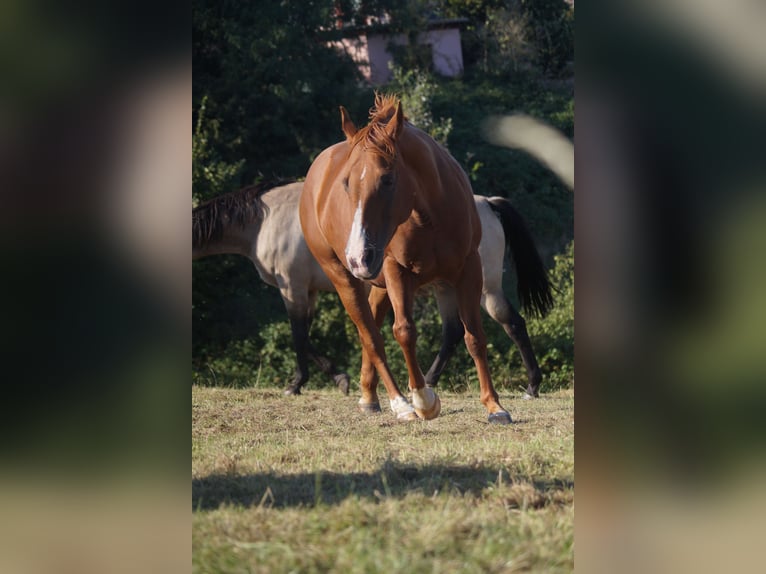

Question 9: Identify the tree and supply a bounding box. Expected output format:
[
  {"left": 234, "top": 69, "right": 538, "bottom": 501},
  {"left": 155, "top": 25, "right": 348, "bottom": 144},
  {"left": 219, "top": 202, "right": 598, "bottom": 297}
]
[{"left": 192, "top": 0, "right": 370, "bottom": 198}]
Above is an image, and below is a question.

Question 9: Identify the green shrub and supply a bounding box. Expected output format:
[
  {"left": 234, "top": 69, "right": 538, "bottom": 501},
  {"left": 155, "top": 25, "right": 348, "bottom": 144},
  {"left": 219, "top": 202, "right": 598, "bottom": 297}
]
[
  {"left": 521, "top": 0, "right": 574, "bottom": 76},
  {"left": 192, "top": 95, "right": 244, "bottom": 204},
  {"left": 441, "top": 0, "right": 574, "bottom": 78},
  {"left": 192, "top": 242, "right": 573, "bottom": 394},
  {"left": 387, "top": 65, "right": 453, "bottom": 147}
]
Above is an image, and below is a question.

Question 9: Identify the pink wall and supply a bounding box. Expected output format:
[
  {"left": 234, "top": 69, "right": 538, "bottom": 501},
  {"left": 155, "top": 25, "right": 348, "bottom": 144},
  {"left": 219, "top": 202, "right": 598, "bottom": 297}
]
[
  {"left": 421, "top": 28, "right": 464, "bottom": 78},
  {"left": 366, "top": 33, "right": 404, "bottom": 84},
  {"left": 333, "top": 36, "right": 372, "bottom": 82},
  {"left": 330, "top": 26, "right": 464, "bottom": 85}
]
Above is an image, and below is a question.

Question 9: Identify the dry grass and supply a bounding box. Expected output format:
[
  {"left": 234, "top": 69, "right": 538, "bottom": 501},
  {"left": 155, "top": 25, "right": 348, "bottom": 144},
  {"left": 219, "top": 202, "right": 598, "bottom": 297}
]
[{"left": 193, "top": 386, "right": 574, "bottom": 573}]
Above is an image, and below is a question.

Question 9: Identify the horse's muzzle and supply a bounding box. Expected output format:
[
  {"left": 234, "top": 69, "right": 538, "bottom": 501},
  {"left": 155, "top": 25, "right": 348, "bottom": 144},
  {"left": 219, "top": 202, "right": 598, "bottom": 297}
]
[{"left": 347, "top": 247, "right": 383, "bottom": 279}]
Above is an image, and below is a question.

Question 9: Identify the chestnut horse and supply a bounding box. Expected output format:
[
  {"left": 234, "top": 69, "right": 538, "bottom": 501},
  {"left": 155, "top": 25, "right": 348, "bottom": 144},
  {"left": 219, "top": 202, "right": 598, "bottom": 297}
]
[{"left": 300, "top": 94, "right": 514, "bottom": 423}]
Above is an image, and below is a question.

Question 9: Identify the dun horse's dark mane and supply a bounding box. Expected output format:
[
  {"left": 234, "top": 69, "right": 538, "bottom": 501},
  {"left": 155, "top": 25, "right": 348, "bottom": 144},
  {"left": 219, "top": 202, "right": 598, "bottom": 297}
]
[
  {"left": 192, "top": 179, "right": 295, "bottom": 249},
  {"left": 349, "top": 93, "right": 406, "bottom": 162}
]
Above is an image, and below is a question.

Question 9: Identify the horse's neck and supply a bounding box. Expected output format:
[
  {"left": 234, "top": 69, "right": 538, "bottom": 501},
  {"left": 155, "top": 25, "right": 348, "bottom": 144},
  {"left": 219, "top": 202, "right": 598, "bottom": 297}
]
[{"left": 192, "top": 225, "right": 255, "bottom": 261}]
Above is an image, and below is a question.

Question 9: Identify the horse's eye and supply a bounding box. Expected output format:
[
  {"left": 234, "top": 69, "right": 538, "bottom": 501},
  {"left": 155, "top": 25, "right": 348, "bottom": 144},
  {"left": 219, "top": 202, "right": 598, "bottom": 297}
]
[{"left": 380, "top": 174, "right": 394, "bottom": 187}]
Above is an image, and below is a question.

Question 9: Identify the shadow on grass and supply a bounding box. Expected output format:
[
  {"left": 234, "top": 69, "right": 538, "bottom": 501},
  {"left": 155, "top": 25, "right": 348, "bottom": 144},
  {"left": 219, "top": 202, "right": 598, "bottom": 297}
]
[{"left": 193, "top": 460, "right": 573, "bottom": 511}]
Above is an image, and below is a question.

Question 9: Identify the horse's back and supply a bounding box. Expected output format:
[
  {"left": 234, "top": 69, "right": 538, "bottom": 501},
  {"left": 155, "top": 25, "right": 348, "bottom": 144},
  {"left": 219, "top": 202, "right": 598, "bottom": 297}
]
[
  {"left": 258, "top": 181, "right": 334, "bottom": 293},
  {"left": 395, "top": 125, "right": 481, "bottom": 277},
  {"left": 405, "top": 125, "right": 478, "bottom": 229}
]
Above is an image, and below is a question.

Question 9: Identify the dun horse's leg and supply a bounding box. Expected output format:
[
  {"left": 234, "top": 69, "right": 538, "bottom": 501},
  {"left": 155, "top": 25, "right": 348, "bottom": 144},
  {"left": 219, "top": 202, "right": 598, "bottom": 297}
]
[
  {"left": 305, "top": 291, "right": 351, "bottom": 395},
  {"left": 384, "top": 261, "right": 440, "bottom": 420},
  {"left": 457, "top": 253, "right": 512, "bottom": 424},
  {"left": 307, "top": 345, "right": 351, "bottom": 395},
  {"left": 483, "top": 291, "right": 542, "bottom": 399},
  {"left": 424, "top": 287, "right": 465, "bottom": 387},
  {"left": 283, "top": 305, "right": 311, "bottom": 396},
  {"left": 330, "top": 269, "right": 416, "bottom": 421}
]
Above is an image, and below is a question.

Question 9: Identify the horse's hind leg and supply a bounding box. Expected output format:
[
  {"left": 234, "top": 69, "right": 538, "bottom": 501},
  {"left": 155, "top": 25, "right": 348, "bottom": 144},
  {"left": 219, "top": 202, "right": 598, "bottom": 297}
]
[
  {"left": 424, "top": 287, "right": 465, "bottom": 387},
  {"left": 456, "top": 252, "right": 511, "bottom": 424},
  {"left": 307, "top": 345, "right": 351, "bottom": 395},
  {"left": 305, "top": 291, "right": 351, "bottom": 395},
  {"left": 483, "top": 291, "right": 543, "bottom": 398}
]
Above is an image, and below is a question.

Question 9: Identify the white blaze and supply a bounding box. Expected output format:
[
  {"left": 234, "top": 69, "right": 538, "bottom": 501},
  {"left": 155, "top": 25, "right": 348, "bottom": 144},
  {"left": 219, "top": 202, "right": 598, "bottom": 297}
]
[
  {"left": 359, "top": 165, "right": 367, "bottom": 181},
  {"left": 345, "top": 200, "right": 367, "bottom": 273}
]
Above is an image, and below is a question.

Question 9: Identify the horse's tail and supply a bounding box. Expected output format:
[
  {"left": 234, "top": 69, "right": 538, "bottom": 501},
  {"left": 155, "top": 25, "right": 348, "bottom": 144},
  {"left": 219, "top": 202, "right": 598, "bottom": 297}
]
[{"left": 486, "top": 197, "right": 553, "bottom": 317}]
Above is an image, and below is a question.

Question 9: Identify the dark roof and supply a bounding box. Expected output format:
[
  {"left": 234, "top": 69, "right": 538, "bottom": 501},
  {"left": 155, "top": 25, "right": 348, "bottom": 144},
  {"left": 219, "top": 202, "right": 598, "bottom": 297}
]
[{"left": 336, "top": 17, "right": 469, "bottom": 38}]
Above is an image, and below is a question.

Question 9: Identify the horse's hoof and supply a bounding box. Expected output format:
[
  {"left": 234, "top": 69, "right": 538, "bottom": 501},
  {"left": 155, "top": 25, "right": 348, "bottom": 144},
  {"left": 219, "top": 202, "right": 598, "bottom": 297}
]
[
  {"left": 518, "top": 384, "right": 540, "bottom": 399},
  {"left": 283, "top": 386, "right": 301, "bottom": 396},
  {"left": 415, "top": 394, "right": 441, "bottom": 420},
  {"left": 412, "top": 387, "right": 441, "bottom": 420},
  {"left": 488, "top": 411, "right": 512, "bottom": 425},
  {"left": 397, "top": 411, "right": 419, "bottom": 422},
  {"left": 389, "top": 395, "right": 417, "bottom": 420},
  {"left": 358, "top": 402, "right": 381, "bottom": 414},
  {"left": 335, "top": 374, "right": 351, "bottom": 395}
]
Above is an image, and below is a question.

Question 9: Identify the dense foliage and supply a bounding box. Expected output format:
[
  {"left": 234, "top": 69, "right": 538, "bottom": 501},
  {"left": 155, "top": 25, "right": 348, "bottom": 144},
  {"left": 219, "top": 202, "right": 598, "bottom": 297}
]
[{"left": 193, "top": 0, "right": 574, "bottom": 393}]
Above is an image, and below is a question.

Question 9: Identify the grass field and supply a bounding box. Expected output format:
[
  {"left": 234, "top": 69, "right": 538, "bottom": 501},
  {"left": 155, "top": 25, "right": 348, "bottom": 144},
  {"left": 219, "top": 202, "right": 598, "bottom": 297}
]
[{"left": 193, "top": 386, "right": 574, "bottom": 573}]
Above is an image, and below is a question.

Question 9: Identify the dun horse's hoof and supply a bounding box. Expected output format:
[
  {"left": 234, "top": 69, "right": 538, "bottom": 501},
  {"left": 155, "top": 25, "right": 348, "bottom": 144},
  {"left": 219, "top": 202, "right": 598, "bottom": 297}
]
[
  {"left": 488, "top": 411, "right": 512, "bottom": 425},
  {"left": 358, "top": 402, "right": 381, "bottom": 414},
  {"left": 283, "top": 386, "right": 301, "bottom": 396},
  {"left": 520, "top": 385, "right": 539, "bottom": 399},
  {"left": 335, "top": 374, "right": 351, "bottom": 395}
]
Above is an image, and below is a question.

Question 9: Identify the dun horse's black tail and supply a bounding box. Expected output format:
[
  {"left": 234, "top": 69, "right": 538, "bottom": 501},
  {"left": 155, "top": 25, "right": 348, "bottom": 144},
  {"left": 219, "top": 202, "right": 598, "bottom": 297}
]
[{"left": 487, "top": 197, "right": 553, "bottom": 317}]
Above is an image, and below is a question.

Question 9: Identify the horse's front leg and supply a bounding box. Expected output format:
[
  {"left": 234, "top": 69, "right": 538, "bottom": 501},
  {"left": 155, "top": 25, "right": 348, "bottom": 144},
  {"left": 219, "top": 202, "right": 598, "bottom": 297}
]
[
  {"left": 327, "top": 266, "right": 416, "bottom": 421},
  {"left": 384, "top": 260, "right": 441, "bottom": 420},
  {"left": 356, "top": 286, "right": 392, "bottom": 413}
]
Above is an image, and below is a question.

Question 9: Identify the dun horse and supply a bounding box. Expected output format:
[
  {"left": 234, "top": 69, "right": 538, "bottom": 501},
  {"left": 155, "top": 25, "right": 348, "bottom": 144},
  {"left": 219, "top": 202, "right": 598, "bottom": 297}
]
[
  {"left": 300, "top": 94, "right": 550, "bottom": 423},
  {"left": 193, "top": 180, "right": 351, "bottom": 395},
  {"left": 193, "top": 180, "right": 551, "bottom": 400}
]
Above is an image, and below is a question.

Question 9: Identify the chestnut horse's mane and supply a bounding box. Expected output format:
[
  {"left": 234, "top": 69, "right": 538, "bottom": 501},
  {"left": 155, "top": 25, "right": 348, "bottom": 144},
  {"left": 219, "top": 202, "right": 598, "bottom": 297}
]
[{"left": 348, "top": 93, "right": 407, "bottom": 162}]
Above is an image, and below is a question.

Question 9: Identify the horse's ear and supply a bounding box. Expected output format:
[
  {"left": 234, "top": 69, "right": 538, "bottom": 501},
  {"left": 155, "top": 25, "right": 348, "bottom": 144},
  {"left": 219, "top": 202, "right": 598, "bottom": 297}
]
[
  {"left": 339, "top": 106, "right": 357, "bottom": 140},
  {"left": 386, "top": 100, "right": 404, "bottom": 139}
]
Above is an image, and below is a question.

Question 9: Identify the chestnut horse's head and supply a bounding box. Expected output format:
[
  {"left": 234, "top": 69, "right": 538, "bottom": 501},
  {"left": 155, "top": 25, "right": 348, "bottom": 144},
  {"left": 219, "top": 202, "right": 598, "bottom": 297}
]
[{"left": 337, "top": 94, "right": 406, "bottom": 280}]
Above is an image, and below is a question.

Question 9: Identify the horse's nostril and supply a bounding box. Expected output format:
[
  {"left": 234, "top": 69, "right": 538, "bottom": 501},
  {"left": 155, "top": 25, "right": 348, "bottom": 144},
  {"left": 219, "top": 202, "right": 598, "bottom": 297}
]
[{"left": 362, "top": 247, "right": 375, "bottom": 267}]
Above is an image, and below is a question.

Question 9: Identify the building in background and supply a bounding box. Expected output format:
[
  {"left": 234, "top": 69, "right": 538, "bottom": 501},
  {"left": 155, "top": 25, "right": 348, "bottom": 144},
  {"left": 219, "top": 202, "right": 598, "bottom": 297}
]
[{"left": 330, "top": 17, "right": 467, "bottom": 85}]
